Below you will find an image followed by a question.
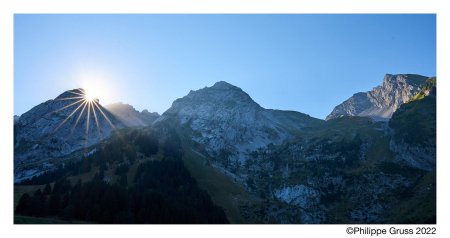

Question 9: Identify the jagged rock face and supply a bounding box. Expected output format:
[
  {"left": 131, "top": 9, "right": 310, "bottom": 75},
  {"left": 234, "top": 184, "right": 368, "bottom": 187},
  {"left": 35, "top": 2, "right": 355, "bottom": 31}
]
[
  {"left": 326, "top": 74, "right": 429, "bottom": 121},
  {"left": 105, "top": 102, "right": 160, "bottom": 127},
  {"left": 14, "top": 89, "right": 124, "bottom": 182},
  {"left": 157, "top": 81, "right": 322, "bottom": 164}
]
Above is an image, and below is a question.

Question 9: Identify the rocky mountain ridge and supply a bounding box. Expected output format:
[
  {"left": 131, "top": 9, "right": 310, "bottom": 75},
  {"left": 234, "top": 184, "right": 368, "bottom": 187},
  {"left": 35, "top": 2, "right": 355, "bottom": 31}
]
[
  {"left": 105, "top": 102, "right": 160, "bottom": 127},
  {"left": 153, "top": 77, "right": 435, "bottom": 223},
  {"left": 14, "top": 75, "right": 436, "bottom": 223},
  {"left": 326, "top": 74, "right": 431, "bottom": 121}
]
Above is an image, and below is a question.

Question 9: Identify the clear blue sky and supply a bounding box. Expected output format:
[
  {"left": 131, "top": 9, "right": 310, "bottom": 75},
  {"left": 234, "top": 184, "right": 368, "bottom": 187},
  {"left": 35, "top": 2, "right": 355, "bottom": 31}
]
[{"left": 14, "top": 14, "right": 436, "bottom": 119}]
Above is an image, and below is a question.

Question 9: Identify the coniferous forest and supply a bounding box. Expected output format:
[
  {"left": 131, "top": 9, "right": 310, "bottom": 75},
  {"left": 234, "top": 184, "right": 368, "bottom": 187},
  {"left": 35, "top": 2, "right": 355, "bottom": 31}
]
[{"left": 15, "top": 129, "right": 229, "bottom": 224}]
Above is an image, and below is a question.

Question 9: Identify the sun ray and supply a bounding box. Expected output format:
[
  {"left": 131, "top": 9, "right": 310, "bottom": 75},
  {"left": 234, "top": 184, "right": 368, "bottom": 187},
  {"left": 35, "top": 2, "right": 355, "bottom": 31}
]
[
  {"left": 85, "top": 101, "right": 91, "bottom": 145},
  {"left": 51, "top": 86, "right": 115, "bottom": 144},
  {"left": 47, "top": 98, "right": 85, "bottom": 116},
  {"left": 92, "top": 100, "right": 117, "bottom": 130},
  {"left": 68, "top": 90, "right": 86, "bottom": 97},
  {"left": 54, "top": 96, "right": 85, "bottom": 101},
  {"left": 92, "top": 101, "right": 131, "bottom": 147},
  {"left": 53, "top": 100, "right": 87, "bottom": 133},
  {"left": 91, "top": 100, "right": 102, "bottom": 136},
  {"left": 71, "top": 100, "right": 88, "bottom": 135}
]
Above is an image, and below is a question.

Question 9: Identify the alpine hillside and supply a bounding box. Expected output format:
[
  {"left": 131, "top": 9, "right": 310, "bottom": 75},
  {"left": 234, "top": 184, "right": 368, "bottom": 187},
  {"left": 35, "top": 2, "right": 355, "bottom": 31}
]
[{"left": 14, "top": 74, "right": 436, "bottom": 224}]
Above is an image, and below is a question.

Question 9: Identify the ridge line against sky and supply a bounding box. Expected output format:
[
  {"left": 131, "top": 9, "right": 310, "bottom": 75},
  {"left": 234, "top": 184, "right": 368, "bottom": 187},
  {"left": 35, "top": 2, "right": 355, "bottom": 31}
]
[{"left": 14, "top": 14, "right": 436, "bottom": 119}]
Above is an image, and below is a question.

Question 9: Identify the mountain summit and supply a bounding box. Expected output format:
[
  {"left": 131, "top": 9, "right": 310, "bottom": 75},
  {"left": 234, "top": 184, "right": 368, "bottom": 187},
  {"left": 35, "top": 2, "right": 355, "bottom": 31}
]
[
  {"left": 157, "top": 81, "right": 322, "bottom": 166},
  {"left": 326, "top": 74, "right": 431, "bottom": 121},
  {"left": 14, "top": 88, "right": 123, "bottom": 182}
]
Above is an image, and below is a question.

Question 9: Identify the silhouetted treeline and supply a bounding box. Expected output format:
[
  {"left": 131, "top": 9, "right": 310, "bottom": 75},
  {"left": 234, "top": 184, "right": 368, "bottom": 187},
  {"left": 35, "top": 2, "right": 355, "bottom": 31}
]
[
  {"left": 16, "top": 159, "right": 228, "bottom": 223},
  {"left": 15, "top": 129, "right": 228, "bottom": 223},
  {"left": 18, "top": 129, "right": 160, "bottom": 185}
]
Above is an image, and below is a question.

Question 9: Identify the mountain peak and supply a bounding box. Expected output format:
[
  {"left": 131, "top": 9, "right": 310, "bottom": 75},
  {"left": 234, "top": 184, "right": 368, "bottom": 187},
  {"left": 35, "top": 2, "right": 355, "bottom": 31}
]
[
  {"left": 326, "top": 74, "right": 431, "bottom": 121},
  {"left": 167, "top": 81, "right": 260, "bottom": 114},
  {"left": 382, "top": 74, "right": 428, "bottom": 87},
  {"left": 14, "top": 87, "right": 125, "bottom": 181},
  {"left": 55, "top": 88, "right": 86, "bottom": 100},
  {"left": 211, "top": 81, "right": 237, "bottom": 89},
  {"left": 157, "top": 81, "right": 321, "bottom": 166}
]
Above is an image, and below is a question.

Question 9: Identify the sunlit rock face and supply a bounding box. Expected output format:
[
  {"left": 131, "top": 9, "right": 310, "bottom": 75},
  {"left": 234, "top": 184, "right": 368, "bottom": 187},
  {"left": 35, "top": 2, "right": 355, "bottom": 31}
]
[
  {"left": 14, "top": 88, "right": 124, "bottom": 182},
  {"left": 326, "top": 74, "right": 430, "bottom": 121}
]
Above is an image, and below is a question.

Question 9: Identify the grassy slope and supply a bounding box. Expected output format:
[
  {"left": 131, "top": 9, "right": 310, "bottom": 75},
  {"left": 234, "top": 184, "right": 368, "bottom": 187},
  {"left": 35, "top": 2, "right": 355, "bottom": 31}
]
[
  {"left": 182, "top": 144, "right": 261, "bottom": 223},
  {"left": 390, "top": 97, "right": 436, "bottom": 148},
  {"left": 179, "top": 116, "right": 399, "bottom": 223},
  {"left": 410, "top": 77, "right": 436, "bottom": 102}
]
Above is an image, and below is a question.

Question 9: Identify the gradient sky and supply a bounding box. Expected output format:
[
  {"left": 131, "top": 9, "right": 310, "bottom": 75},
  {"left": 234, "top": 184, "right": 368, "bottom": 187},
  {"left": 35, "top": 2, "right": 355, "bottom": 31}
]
[{"left": 14, "top": 14, "right": 436, "bottom": 119}]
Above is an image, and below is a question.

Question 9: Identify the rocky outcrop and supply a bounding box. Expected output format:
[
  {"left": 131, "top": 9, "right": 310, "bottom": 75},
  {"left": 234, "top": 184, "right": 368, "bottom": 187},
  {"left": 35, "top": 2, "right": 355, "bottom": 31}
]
[{"left": 326, "top": 74, "right": 430, "bottom": 121}]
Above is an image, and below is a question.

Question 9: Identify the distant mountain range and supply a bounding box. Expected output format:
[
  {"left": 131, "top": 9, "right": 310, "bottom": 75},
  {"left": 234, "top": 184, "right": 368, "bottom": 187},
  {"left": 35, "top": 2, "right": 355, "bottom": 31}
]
[
  {"left": 105, "top": 102, "right": 160, "bottom": 127},
  {"left": 14, "top": 74, "right": 436, "bottom": 224}
]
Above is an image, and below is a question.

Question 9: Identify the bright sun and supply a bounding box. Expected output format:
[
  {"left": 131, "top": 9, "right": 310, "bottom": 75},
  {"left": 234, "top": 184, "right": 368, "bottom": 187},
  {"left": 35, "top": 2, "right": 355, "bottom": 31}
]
[
  {"left": 79, "top": 73, "right": 113, "bottom": 104},
  {"left": 81, "top": 81, "right": 106, "bottom": 103},
  {"left": 83, "top": 89, "right": 98, "bottom": 102}
]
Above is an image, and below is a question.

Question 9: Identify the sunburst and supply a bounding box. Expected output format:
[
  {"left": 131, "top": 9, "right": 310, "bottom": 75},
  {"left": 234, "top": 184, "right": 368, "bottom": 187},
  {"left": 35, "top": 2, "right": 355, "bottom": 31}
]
[
  {"left": 83, "top": 88, "right": 98, "bottom": 102},
  {"left": 51, "top": 88, "right": 116, "bottom": 144}
]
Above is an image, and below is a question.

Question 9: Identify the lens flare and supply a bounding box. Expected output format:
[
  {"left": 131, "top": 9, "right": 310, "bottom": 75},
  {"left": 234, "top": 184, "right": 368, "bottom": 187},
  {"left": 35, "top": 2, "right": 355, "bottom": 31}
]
[
  {"left": 51, "top": 88, "right": 116, "bottom": 144},
  {"left": 82, "top": 85, "right": 101, "bottom": 103},
  {"left": 84, "top": 91, "right": 97, "bottom": 102}
]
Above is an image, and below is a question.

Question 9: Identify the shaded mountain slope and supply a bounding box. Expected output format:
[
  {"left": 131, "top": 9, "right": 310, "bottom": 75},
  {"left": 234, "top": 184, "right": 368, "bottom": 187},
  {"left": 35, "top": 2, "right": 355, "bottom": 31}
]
[{"left": 389, "top": 77, "right": 436, "bottom": 171}]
